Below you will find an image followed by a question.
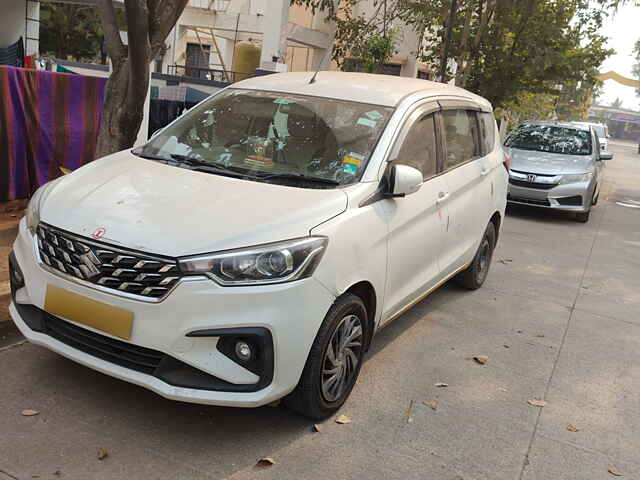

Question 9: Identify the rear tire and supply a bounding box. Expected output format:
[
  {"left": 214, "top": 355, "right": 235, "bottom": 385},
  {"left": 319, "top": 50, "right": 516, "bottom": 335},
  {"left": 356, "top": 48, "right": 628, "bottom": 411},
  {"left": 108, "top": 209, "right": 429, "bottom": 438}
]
[
  {"left": 284, "top": 294, "right": 368, "bottom": 420},
  {"left": 576, "top": 210, "right": 590, "bottom": 223},
  {"left": 455, "top": 222, "right": 496, "bottom": 290}
]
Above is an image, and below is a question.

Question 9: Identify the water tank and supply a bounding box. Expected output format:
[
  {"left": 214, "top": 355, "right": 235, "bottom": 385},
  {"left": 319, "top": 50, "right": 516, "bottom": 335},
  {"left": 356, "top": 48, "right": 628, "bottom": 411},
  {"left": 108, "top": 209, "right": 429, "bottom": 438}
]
[{"left": 232, "top": 40, "right": 261, "bottom": 81}]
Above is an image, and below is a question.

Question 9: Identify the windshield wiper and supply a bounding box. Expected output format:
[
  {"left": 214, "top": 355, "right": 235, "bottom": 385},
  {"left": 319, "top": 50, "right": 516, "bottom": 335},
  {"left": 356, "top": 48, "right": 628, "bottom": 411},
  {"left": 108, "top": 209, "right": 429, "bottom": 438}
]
[{"left": 255, "top": 172, "right": 340, "bottom": 186}]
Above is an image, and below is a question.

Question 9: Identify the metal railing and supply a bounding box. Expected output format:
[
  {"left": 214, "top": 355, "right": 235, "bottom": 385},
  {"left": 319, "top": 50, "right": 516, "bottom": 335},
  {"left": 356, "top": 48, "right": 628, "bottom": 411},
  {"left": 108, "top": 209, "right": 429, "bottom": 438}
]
[{"left": 167, "top": 64, "right": 254, "bottom": 83}]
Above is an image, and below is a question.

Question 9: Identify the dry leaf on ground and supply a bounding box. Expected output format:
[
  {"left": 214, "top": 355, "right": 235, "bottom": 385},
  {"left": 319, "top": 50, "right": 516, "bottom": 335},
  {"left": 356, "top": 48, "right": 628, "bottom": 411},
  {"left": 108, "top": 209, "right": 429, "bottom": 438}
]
[
  {"left": 434, "top": 382, "right": 448, "bottom": 388},
  {"left": 566, "top": 424, "right": 579, "bottom": 432},
  {"left": 527, "top": 399, "right": 547, "bottom": 407},
  {"left": 608, "top": 466, "right": 623, "bottom": 476},
  {"left": 97, "top": 448, "right": 109, "bottom": 460},
  {"left": 256, "top": 457, "right": 275, "bottom": 467},
  {"left": 312, "top": 424, "right": 322, "bottom": 433},
  {"left": 21, "top": 409, "right": 39, "bottom": 417},
  {"left": 335, "top": 414, "right": 352, "bottom": 424},
  {"left": 473, "top": 355, "right": 489, "bottom": 365},
  {"left": 423, "top": 400, "right": 438, "bottom": 411}
]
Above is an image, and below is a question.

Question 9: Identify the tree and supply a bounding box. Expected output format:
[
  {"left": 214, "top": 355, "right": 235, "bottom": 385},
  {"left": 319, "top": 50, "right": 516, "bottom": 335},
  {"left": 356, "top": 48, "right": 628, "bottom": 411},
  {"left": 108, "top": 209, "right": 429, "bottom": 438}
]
[
  {"left": 292, "top": 0, "right": 402, "bottom": 71},
  {"left": 401, "top": 0, "right": 613, "bottom": 112},
  {"left": 610, "top": 97, "right": 624, "bottom": 108},
  {"left": 633, "top": 38, "right": 640, "bottom": 98},
  {"left": 39, "top": 3, "right": 105, "bottom": 62},
  {"left": 96, "top": 0, "right": 188, "bottom": 158}
]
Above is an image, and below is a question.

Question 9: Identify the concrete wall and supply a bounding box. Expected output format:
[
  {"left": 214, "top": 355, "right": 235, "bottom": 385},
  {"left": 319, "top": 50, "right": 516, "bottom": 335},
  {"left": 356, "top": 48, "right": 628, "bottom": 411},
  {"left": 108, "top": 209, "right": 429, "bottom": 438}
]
[{"left": 0, "top": 0, "right": 26, "bottom": 49}]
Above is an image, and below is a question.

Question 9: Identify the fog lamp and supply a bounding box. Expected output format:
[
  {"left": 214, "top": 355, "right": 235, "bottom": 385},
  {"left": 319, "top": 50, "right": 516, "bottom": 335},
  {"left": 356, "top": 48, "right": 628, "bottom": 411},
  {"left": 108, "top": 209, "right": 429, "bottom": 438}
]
[{"left": 235, "top": 341, "right": 252, "bottom": 362}]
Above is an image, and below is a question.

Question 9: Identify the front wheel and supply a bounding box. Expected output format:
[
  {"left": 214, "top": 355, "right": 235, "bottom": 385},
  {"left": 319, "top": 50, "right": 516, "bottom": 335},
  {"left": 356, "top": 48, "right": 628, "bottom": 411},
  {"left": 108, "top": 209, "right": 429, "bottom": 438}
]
[
  {"left": 575, "top": 210, "right": 590, "bottom": 223},
  {"left": 284, "top": 294, "right": 367, "bottom": 420},
  {"left": 455, "top": 222, "right": 496, "bottom": 290}
]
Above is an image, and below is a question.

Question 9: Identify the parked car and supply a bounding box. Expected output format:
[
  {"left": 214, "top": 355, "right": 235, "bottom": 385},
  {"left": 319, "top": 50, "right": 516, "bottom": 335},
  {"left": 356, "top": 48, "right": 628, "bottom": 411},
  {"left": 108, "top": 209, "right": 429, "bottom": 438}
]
[
  {"left": 505, "top": 121, "right": 612, "bottom": 223},
  {"left": 573, "top": 121, "right": 610, "bottom": 153},
  {"left": 9, "top": 72, "right": 507, "bottom": 419}
]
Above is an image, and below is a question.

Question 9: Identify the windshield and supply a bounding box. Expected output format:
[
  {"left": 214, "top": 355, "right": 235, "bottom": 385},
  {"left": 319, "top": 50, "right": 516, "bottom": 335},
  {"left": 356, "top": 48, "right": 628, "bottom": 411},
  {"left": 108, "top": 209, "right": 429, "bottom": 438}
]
[
  {"left": 505, "top": 124, "right": 592, "bottom": 156},
  {"left": 136, "top": 88, "right": 393, "bottom": 188}
]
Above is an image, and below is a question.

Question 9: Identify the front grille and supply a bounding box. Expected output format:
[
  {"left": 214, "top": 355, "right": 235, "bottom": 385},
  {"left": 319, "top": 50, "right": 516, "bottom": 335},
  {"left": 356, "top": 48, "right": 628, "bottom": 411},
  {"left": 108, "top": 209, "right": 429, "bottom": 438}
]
[
  {"left": 509, "top": 179, "right": 557, "bottom": 190},
  {"left": 508, "top": 195, "right": 551, "bottom": 207},
  {"left": 45, "top": 314, "right": 163, "bottom": 374},
  {"left": 36, "top": 223, "right": 182, "bottom": 299}
]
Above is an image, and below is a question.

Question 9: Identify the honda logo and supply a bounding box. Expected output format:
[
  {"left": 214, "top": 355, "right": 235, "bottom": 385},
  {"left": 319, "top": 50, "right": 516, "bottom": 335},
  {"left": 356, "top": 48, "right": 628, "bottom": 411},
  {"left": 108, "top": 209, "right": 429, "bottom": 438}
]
[{"left": 527, "top": 174, "right": 536, "bottom": 182}]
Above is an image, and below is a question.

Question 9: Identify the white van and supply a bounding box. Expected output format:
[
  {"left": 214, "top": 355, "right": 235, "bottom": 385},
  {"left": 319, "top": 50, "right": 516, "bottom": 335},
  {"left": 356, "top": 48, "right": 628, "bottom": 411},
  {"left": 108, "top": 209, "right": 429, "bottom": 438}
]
[{"left": 9, "top": 72, "right": 508, "bottom": 419}]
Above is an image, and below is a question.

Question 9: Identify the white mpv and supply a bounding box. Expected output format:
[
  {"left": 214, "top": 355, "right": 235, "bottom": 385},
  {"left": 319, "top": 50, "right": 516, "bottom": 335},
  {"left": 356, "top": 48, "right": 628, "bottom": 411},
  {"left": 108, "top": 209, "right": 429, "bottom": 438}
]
[{"left": 9, "top": 72, "right": 508, "bottom": 419}]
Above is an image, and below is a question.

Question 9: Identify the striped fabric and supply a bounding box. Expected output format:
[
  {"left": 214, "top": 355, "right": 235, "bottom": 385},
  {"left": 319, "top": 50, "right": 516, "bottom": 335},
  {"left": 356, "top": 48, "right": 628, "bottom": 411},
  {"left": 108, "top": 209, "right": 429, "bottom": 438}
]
[{"left": 0, "top": 66, "right": 106, "bottom": 201}]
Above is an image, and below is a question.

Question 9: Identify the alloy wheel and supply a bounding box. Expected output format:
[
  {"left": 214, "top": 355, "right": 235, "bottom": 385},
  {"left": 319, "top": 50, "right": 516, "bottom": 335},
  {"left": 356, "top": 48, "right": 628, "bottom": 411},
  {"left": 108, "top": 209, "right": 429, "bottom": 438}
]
[
  {"left": 476, "top": 238, "right": 492, "bottom": 285},
  {"left": 320, "top": 314, "right": 363, "bottom": 403}
]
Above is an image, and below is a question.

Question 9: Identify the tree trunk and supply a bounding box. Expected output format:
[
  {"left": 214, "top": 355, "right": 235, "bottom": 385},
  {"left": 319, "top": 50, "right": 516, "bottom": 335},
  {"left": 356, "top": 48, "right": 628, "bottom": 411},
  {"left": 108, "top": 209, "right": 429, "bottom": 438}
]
[
  {"left": 95, "top": 59, "right": 147, "bottom": 157},
  {"left": 95, "top": 0, "right": 187, "bottom": 159}
]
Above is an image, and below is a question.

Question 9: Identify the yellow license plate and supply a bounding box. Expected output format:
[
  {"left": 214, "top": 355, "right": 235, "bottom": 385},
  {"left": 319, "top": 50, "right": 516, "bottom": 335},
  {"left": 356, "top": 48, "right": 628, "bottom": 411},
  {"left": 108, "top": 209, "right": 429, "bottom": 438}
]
[{"left": 44, "top": 285, "right": 133, "bottom": 340}]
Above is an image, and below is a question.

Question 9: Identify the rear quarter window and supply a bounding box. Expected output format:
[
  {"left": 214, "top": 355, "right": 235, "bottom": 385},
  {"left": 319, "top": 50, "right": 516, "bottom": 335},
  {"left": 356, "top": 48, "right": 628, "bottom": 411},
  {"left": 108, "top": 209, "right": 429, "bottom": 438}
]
[{"left": 479, "top": 112, "right": 496, "bottom": 155}]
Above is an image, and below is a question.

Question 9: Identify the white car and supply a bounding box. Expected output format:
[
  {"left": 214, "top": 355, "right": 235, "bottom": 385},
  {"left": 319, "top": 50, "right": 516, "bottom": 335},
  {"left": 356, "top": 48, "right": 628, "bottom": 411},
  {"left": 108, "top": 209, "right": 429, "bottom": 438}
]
[
  {"left": 573, "top": 121, "right": 610, "bottom": 153},
  {"left": 9, "top": 72, "right": 508, "bottom": 419}
]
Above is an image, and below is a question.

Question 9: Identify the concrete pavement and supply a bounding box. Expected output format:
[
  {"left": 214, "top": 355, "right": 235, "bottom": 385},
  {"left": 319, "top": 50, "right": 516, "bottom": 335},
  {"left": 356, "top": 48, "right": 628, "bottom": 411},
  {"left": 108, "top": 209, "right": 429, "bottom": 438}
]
[{"left": 1, "top": 141, "right": 639, "bottom": 480}]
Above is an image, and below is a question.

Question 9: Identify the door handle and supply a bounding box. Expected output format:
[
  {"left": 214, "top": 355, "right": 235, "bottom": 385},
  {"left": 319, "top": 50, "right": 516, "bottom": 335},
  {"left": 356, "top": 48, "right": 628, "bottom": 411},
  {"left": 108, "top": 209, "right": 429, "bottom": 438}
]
[
  {"left": 436, "top": 192, "right": 450, "bottom": 204},
  {"left": 481, "top": 166, "right": 490, "bottom": 176}
]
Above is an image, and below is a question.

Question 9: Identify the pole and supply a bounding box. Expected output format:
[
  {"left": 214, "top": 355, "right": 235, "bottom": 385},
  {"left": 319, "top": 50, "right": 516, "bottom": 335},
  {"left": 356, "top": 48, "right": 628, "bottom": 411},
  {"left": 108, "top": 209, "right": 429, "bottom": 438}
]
[{"left": 438, "top": 0, "right": 458, "bottom": 83}]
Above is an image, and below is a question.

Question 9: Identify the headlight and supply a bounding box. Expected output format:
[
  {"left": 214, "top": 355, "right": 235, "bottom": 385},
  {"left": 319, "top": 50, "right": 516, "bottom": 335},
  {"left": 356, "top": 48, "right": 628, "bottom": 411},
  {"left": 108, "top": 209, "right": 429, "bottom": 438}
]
[
  {"left": 558, "top": 172, "right": 592, "bottom": 185},
  {"left": 179, "top": 237, "right": 328, "bottom": 286},
  {"left": 26, "top": 185, "right": 46, "bottom": 233},
  {"left": 25, "top": 178, "right": 63, "bottom": 233}
]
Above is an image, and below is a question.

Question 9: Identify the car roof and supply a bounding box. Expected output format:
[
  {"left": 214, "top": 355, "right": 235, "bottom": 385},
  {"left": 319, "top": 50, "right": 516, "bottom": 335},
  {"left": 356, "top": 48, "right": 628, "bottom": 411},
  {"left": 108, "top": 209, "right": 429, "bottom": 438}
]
[
  {"left": 233, "top": 71, "right": 492, "bottom": 109},
  {"left": 522, "top": 120, "right": 591, "bottom": 131}
]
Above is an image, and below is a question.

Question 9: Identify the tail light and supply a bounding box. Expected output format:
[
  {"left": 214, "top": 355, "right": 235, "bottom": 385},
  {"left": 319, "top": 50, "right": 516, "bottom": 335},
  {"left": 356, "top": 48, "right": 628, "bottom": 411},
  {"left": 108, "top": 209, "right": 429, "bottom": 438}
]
[{"left": 503, "top": 151, "right": 511, "bottom": 171}]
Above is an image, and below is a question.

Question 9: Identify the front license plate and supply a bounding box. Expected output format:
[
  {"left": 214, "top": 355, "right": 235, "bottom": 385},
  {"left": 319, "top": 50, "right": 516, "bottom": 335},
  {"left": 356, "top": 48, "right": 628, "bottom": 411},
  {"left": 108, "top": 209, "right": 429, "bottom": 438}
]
[{"left": 44, "top": 285, "right": 134, "bottom": 340}]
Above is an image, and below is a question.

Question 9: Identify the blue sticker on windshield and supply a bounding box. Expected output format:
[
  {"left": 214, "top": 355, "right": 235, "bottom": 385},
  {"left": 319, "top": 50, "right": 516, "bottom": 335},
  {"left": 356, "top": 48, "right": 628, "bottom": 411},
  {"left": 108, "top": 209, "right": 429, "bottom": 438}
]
[{"left": 343, "top": 163, "right": 358, "bottom": 175}]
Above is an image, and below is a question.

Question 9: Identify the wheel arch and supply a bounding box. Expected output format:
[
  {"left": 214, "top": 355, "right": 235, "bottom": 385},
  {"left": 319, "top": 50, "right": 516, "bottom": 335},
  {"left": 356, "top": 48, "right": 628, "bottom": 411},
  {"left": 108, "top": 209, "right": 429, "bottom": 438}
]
[
  {"left": 343, "top": 281, "right": 377, "bottom": 351},
  {"left": 490, "top": 211, "right": 501, "bottom": 245}
]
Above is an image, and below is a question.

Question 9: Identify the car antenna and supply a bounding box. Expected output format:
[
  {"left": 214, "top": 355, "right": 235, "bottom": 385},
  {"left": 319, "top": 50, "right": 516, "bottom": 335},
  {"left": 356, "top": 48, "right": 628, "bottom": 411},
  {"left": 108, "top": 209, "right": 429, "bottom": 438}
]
[{"left": 309, "top": 47, "right": 332, "bottom": 84}]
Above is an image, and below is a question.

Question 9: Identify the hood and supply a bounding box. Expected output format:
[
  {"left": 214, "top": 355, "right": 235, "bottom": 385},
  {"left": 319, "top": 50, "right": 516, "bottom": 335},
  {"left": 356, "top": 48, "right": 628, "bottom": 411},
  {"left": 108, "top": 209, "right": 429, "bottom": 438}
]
[
  {"left": 40, "top": 151, "right": 348, "bottom": 257},
  {"left": 506, "top": 147, "right": 595, "bottom": 175}
]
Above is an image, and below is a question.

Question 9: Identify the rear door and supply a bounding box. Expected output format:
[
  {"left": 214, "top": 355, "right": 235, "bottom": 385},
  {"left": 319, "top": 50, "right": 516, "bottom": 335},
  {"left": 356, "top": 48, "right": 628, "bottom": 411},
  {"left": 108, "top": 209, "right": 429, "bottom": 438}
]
[
  {"left": 382, "top": 102, "right": 450, "bottom": 323},
  {"left": 437, "top": 102, "right": 491, "bottom": 277}
]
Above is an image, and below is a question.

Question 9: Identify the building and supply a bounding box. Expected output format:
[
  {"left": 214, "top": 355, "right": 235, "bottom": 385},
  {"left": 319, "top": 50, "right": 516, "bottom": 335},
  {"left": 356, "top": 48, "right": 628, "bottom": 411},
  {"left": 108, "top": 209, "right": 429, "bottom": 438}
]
[{"left": 588, "top": 105, "right": 640, "bottom": 141}]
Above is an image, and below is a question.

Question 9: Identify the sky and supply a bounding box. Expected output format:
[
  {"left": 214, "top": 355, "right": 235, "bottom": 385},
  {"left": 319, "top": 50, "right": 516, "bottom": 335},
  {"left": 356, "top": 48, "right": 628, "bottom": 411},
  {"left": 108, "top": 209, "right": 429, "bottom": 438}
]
[{"left": 596, "top": 3, "right": 640, "bottom": 110}]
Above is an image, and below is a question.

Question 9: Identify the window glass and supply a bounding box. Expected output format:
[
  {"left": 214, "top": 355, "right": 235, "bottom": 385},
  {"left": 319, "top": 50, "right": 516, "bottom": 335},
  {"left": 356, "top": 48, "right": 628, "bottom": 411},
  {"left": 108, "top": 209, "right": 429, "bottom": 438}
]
[
  {"left": 442, "top": 110, "right": 481, "bottom": 170},
  {"left": 504, "top": 123, "right": 592, "bottom": 156},
  {"left": 138, "top": 89, "right": 393, "bottom": 188},
  {"left": 393, "top": 113, "right": 438, "bottom": 180},
  {"left": 478, "top": 112, "right": 496, "bottom": 155}
]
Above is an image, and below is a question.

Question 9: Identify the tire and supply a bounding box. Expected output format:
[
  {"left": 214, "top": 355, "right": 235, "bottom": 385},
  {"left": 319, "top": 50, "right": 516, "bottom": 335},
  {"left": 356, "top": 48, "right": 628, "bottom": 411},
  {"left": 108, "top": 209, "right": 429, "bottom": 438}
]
[
  {"left": 592, "top": 191, "right": 599, "bottom": 206},
  {"left": 455, "top": 222, "right": 496, "bottom": 290},
  {"left": 284, "top": 293, "right": 368, "bottom": 420},
  {"left": 576, "top": 210, "right": 590, "bottom": 223}
]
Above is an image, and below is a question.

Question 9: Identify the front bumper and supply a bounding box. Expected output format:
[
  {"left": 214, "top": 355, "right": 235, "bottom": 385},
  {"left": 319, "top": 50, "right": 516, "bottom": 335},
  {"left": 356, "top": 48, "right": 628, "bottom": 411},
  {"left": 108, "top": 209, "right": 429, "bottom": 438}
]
[
  {"left": 9, "top": 219, "right": 336, "bottom": 407},
  {"left": 507, "top": 180, "right": 593, "bottom": 213}
]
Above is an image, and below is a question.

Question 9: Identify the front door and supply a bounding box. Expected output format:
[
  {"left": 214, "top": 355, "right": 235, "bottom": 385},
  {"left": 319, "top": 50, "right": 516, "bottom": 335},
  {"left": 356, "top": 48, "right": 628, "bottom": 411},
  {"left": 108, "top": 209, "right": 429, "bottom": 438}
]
[{"left": 382, "top": 105, "right": 450, "bottom": 323}]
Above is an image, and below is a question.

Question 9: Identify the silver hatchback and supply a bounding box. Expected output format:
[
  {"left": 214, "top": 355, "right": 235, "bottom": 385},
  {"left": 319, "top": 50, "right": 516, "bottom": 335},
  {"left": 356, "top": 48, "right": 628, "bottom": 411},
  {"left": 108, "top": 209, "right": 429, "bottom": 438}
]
[{"left": 504, "top": 121, "right": 612, "bottom": 222}]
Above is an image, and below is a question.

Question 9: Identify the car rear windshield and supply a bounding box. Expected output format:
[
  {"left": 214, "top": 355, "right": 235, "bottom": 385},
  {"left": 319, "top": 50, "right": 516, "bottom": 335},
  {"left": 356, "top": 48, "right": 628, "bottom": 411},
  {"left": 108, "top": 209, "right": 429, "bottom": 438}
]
[
  {"left": 136, "top": 88, "right": 393, "bottom": 188},
  {"left": 505, "top": 124, "right": 592, "bottom": 156}
]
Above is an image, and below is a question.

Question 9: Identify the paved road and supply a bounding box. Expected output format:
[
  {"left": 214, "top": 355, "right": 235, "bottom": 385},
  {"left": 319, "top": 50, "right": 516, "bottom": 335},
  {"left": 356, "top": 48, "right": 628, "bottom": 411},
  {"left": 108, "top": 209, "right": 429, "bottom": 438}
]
[{"left": 1, "top": 141, "right": 639, "bottom": 480}]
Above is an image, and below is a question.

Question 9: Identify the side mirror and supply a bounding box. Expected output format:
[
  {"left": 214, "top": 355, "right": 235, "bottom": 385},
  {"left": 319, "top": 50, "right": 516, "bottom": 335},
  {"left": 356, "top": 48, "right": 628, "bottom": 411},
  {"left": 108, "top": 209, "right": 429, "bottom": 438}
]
[
  {"left": 386, "top": 164, "right": 423, "bottom": 197},
  {"left": 599, "top": 151, "right": 613, "bottom": 161}
]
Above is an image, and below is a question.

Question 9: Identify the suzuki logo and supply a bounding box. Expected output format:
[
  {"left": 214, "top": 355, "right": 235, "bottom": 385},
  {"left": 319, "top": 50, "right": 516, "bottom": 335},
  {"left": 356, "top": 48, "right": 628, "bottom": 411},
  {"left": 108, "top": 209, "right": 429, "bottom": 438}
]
[
  {"left": 527, "top": 174, "right": 537, "bottom": 182},
  {"left": 93, "top": 227, "right": 106, "bottom": 239}
]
